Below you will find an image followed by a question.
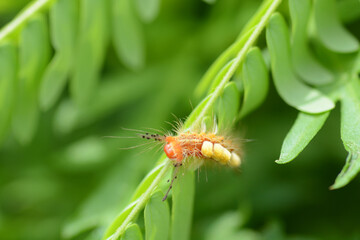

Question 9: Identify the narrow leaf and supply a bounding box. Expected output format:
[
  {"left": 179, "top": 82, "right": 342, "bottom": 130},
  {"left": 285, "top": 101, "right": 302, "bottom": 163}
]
[
  {"left": 112, "top": 0, "right": 145, "bottom": 70},
  {"left": 314, "top": 0, "right": 359, "bottom": 53},
  {"left": 40, "top": 0, "right": 78, "bottom": 110},
  {"left": 240, "top": 47, "right": 268, "bottom": 118},
  {"left": 0, "top": 42, "right": 17, "bottom": 144},
  {"left": 71, "top": 0, "right": 109, "bottom": 106},
  {"left": 40, "top": 53, "right": 69, "bottom": 110},
  {"left": 331, "top": 79, "right": 360, "bottom": 189},
  {"left": 121, "top": 224, "right": 143, "bottom": 240},
  {"left": 12, "top": 14, "right": 50, "bottom": 144},
  {"left": 276, "top": 111, "right": 330, "bottom": 164},
  {"left": 216, "top": 82, "right": 240, "bottom": 130},
  {"left": 171, "top": 170, "right": 195, "bottom": 240},
  {"left": 144, "top": 191, "right": 170, "bottom": 240},
  {"left": 266, "top": 13, "right": 335, "bottom": 114},
  {"left": 135, "top": 0, "right": 160, "bottom": 23},
  {"left": 289, "top": 0, "right": 334, "bottom": 85}
]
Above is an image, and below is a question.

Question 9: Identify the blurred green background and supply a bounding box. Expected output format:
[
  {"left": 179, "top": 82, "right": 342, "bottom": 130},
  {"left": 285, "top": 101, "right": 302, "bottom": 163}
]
[{"left": 0, "top": 0, "right": 360, "bottom": 239}]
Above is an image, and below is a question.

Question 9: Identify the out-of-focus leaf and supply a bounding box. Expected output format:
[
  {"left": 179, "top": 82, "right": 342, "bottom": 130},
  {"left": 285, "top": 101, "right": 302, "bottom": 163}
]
[
  {"left": 171, "top": 170, "right": 195, "bottom": 240},
  {"left": 71, "top": 0, "right": 109, "bottom": 106},
  {"left": 112, "top": 0, "right": 144, "bottom": 70},
  {"left": 56, "top": 137, "right": 109, "bottom": 171},
  {"left": 276, "top": 111, "right": 330, "bottom": 164},
  {"left": 40, "top": 53, "right": 69, "bottom": 110},
  {"left": 66, "top": 152, "right": 147, "bottom": 240},
  {"left": 205, "top": 212, "right": 261, "bottom": 240},
  {"left": 135, "top": 0, "right": 160, "bottom": 23},
  {"left": 121, "top": 224, "right": 143, "bottom": 240},
  {"left": 39, "top": 0, "right": 77, "bottom": 110},
  {"left": 331, "top": 78, "right": 360, "bottom": 189},
  {"left": 240, "top": 47, "right": 268, "bottom": 118},
  {"left": 216, "top": 82, "right": 240, "bottom": 130},
  {"left": 12, "top": 14, "right": 50, "bottom": 144},
  {"left": 0, "top": 43, "right": 16, "bottom": 144},
  {"left": 314, "top": 0, "right": 359, "bottom": 53},
  {"left": 338, "top": 0, "right": 360, "bottom": 23},
  {"left": 203, "top": 0, "right": 216, "bottom": 4},
  {"left": 289, "top": 0, "right": 334, "bottom": 85},
  {"left": 144, "top": 190, "right": 170, "bottom": 240},
  {"left": 266, "top": 13, "right": 335, "bottom": 114},
  {"left": 54, "top": 73, "right": 154, "bottom": 135}
]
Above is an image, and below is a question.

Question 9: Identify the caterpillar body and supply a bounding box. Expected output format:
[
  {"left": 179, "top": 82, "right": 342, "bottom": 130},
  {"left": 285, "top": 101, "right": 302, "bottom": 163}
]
[
  {"left": 123, "top": 121, "right": 242, "bottom": 200},
  {"left": 138, "top": 126, "right": 242, "bottom": 168}
]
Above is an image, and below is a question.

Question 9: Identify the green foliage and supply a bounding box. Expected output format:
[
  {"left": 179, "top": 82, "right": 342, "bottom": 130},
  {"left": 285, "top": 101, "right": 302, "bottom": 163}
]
[{"left": 0, "top": 0, "right": 360, "bottom": 239}]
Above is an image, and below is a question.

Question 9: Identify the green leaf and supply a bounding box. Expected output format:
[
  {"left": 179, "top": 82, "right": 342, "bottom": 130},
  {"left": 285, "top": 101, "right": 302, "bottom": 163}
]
[
  {"left": 331, "top": 78, "right": 360, "bottom": 189},
  {"left": 122, "top": 224, "right": 143, "bottom": 240},
  {"left": 40, "top": 53, "right": 69, "bottom": 110},
  {"left": 276, "top": 111, "right": 330, "bottom": 164},
  {"left": 0, "top": 42, "right": 17, "bottom": 144},
  {"left": 171, "top": 170, "right": 195, "bottom": 240},
  {"left": 71, "top": 0, "right": 109, "bottom": 106},
  {"left": 314, "top": 0, "right": 359, "bottom": 53},
  {"left": 289, "top": 0, "right": 334, "bottom": 86},
  {"left": 12, "top": 14, "right": 50, "bottom": 144},
  {"left": 216, "top": 82, "right": 240, "bottom": 130},
  {"left": 39, "top": 0, "right": 77, "bottom": 110},
  {"left": 240, "top": 47, "right": 268, "bottom": 118},
  {"left": 266, "top": 13, "right": 335, "bottom": 114},
  {"left": 144, "top": 191, "right": 170, "bottom": 240},
  {"left": 112, "top": 0, "right": 145, "bottom": 70},
  {"left": 135, "top": 0, "right": 160, "bottom": 23}
]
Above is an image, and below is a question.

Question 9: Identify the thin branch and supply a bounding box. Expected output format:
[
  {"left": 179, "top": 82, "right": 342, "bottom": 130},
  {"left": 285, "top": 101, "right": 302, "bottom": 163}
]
[
  {"left": 0, "top": 0, "right": 53, "bottom": 42},
  {"left": 191, "top": 0, "right": 282, "bottom": 128}
]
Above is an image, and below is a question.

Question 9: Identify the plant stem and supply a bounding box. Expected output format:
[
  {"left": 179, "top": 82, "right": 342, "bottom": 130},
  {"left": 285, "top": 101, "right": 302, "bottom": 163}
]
[
  {"left": 0, "top": 0, "right": 53, "bottom": 42},
  {"left": 191, "top": 0, "right": 282, "bottom": 128},
  {"left": 108, "top": 160, "right": 172, "bottom": 240}
]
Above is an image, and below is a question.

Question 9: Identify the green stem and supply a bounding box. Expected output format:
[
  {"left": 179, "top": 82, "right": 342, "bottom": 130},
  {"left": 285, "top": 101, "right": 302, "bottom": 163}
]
[
  {"left": 0, "top": 0, "right": 54, "bottom": 42},
  {"left": 191, "top": 0, "right": 282, "bottom": 128},
  {"left": 108, "top": 160, "right": 172, "bottom": 240}
]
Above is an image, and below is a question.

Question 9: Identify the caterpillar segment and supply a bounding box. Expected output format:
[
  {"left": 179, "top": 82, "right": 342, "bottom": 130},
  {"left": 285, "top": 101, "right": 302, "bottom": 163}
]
[{"left": 201, "top": 141, "right": 241, "bottom": 167}]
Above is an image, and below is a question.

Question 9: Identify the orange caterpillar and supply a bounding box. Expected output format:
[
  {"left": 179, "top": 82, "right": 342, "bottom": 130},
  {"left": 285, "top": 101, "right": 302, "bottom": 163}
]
[
  {"left": 130, "top": 121, "right": 242, "bottom": 200},
  {"left": 138, "top": 125, "right": 241, "bottom": 168}
]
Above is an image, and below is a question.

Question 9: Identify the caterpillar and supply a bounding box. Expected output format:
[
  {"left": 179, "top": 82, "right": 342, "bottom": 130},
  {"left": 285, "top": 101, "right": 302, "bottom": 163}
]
[
  {"left": 139, "top": 131, "right": 241, "bottom": 168},
  {"left": 122, "top": 119, "right": 242, "bottom": 200}
]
